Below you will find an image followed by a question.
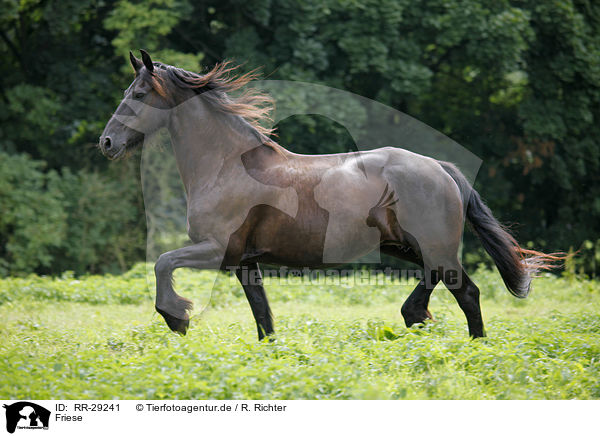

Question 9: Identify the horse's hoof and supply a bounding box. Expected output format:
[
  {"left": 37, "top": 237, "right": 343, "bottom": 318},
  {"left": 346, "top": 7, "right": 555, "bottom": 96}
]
[
  {"left": 403, "top": 311, "right": 434, "bottom": 328},
  {"left": 156, "top": 306, "right": 189, "bottom": 335}
]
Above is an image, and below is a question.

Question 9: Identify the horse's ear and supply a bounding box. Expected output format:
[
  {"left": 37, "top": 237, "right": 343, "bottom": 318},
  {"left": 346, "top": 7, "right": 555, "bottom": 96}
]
[
  {"left": 140, "top": 49, "right": 154, "bottom": 72},
  {"left": 129, "top": 51, "right": 142, "bottom": 74}
]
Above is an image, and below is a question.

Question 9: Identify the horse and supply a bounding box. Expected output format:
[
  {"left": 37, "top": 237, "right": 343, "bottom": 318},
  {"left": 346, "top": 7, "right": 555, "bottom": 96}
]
[{"left": 99, "top": 50, "right": 562, "bottom": 340}]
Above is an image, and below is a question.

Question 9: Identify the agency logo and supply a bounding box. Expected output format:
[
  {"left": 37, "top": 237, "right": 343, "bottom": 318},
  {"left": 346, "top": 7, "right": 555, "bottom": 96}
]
[{"left": 2, "top": 402, "right": 50, "bottom": 434}]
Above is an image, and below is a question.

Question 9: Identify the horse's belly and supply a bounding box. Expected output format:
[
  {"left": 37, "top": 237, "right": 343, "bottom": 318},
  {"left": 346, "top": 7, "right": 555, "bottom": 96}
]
[{"left": 234, "top": 200, "right": 382, "bottom": 268}]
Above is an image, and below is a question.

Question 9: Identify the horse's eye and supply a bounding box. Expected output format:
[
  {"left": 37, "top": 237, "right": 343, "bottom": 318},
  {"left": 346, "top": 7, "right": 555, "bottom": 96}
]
[{"left": 134, "top": 92, "right": 146, "bottom": 100}]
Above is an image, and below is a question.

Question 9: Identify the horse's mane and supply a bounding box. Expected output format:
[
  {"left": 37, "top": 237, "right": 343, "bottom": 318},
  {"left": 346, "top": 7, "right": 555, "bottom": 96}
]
[{"left": 154, "top": 61, "right": 281, "bottom": 150}]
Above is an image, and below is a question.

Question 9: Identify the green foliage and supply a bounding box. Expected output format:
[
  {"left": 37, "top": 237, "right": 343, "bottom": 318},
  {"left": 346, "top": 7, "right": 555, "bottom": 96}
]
[
  {"left": 563, "top": 239, "right": 600, "bottom": 279},
  {"left": 104, "top": 0, "right": 204, "bottom": 72},
  {"left": 511, "top": 0, "right": 600, "bottom": 252},
  {"left": 0, "top": 152, "right": 145, "bottom": 275},
  {"left": 0, "top": 266, "right": 599, "bottom": 399},
  {"left": 1, "top": 85, "right": 61, "bottom": 153},
  {"left": 0, "top": 0, "right": 121, "bottom": 168},
  {"left": 0, "top": 153, "right": 66, "bottom": 274},
  {"left": 47, "top": 163, "right": 146, "bottom": 274}
]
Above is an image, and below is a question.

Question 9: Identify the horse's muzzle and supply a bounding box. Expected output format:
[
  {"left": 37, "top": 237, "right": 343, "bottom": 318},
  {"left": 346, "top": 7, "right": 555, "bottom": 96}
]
[{"left": 99, "top": 135, "right": 124, "bottom": 160}]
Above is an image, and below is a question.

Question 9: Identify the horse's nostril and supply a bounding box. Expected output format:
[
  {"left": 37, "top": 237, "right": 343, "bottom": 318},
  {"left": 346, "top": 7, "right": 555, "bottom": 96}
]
[{"left": 103, "top": 136, "right": 112, "bottom": 150}]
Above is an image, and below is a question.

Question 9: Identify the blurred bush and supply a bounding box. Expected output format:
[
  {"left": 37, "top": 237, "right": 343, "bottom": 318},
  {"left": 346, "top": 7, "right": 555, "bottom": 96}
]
[
  {"left": 0, "top": 152, "right": 145, "bottom": 276},
  {"left": 563, "top": 239, "right": 600, "bottom": 280},
  {"left": 0, "top": 153, "right": 66, "bottom": 274}
]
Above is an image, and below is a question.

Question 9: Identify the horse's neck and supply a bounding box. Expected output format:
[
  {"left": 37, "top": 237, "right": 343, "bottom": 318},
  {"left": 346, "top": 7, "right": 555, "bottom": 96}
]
[{"left": 167, "top": 98, "right": 262, "bottom": 195}]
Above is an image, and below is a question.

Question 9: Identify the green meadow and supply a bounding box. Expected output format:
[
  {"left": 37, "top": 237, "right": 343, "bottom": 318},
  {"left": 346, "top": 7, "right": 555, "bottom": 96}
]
[{"left": 1, "top": 264, "right": 599, "bottom": 399}]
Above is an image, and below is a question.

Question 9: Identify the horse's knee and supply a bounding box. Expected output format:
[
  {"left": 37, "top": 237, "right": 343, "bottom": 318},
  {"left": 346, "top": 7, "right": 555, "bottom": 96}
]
[{"left": 155, "top": 253, "right": 174, "bottom": 277}]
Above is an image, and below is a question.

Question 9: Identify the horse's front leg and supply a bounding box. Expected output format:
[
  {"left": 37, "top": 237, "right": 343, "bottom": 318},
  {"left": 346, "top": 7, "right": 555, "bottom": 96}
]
[
  {"left": 154, "top": 240, "right": 223, "bottom": 335},
  {"left": 235, "top": 263, "right": 274, "bottom": 341}
]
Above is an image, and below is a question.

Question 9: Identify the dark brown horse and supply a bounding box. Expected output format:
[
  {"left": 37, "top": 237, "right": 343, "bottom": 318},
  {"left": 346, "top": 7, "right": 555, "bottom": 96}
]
[{"left": 99, "top": 51, "right": 562, "bottom": 339}]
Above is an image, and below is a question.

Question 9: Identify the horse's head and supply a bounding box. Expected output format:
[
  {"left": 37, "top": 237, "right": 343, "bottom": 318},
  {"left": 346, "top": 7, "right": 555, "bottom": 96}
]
[
  {"left": 100, "top": 51, "right": 276, "bottom": 161},
  {"left": 99, "top": 50, "right": 172, "bottom": 160}
]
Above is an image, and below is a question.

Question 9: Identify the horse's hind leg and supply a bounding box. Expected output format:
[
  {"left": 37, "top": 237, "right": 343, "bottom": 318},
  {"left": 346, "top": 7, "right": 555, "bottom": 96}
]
[
  {"left": 442, "top": 264, "right": 485, "bottom": 338},
  {"left": 380, "top": 246, "right": 439, "bottom": 327},
  {"left": 236, "top": 263, "right": 274, "bottom": 341},
  {"left": 401, "top": 269, "right": 440, "bottom": 327}
]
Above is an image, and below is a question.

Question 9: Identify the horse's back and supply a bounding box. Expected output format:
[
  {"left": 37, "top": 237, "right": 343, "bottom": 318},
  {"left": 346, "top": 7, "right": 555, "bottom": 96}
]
[{"left": 288, "top": 146, "right": 464, "bottom": 265}]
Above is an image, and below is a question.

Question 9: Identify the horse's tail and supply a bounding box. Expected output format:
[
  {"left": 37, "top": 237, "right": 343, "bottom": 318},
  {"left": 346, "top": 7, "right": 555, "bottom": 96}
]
[{"left": 439, "top": 161, "right": 565, "bottom": 298}]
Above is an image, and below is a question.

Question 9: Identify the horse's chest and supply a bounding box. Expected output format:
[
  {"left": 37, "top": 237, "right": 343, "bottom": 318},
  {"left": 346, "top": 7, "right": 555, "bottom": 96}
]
[{"left": 185, "top": 183, "right": 299, "bottom": 245}]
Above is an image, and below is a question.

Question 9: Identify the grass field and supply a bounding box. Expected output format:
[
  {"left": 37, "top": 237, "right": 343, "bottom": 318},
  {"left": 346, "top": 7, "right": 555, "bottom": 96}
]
[{"left": 1, "top": 264, "right": 599, "bottom": 399}]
